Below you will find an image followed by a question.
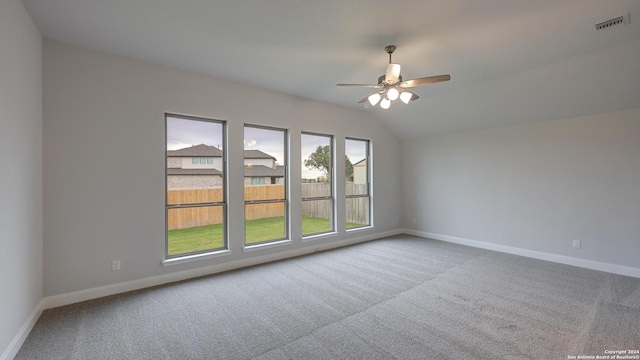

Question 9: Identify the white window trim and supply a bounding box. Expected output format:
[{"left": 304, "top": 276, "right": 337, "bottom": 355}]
[
  {"left": 301, "top": 132, "right": 335, "bottom": 239},
  {"left": 243, "top": 124, "right": 289, "bottom": 246},
  {"left": 165, "top": 113, "right": 228, "bottom": 261},
  {"left": 345, "top": 137, "right": 372, "bottom": 230},
  {"left": 301, "top": 231, "right": 338, "bottom": 242},
  {"left": 162, "top": 249, "right": 232, "bottom": 267},
  {"left": 345, "top": 225, "right": 373, "bottom": 233},
  {"left": 243, "top": 239, "right": 292, "bottom": 253}
]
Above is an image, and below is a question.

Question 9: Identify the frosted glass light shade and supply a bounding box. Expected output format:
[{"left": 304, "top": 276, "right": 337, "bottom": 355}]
[
  {"left": 368, "top": 93, "right": 381, "bottom": 106},
  {"left": 380, "top": 98, "right": 391, "bottom": 109},
  {"left": 399, "top": 91, "right": 413, "bottom": 104},
  {"left": 387, "top": 87, "right": 399, "bottom": 101}
]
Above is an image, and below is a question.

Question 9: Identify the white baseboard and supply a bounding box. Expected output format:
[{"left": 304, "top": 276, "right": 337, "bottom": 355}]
[
  {"left": 41, "top": 229, "right": 403, "bottom": 310},
  {"left": 402, "top": 229, "right": 640, "bottom": 279},
  {"left": 0, "top": 299, "right": 44, "bottom": 360}
]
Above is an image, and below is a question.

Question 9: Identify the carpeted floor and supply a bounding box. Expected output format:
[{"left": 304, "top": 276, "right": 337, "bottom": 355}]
[{"left": 15, "top": 235, "right": 640, "bottom": 359}]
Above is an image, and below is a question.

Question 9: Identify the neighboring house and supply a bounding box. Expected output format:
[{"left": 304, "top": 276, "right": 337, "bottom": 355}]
[
  {"left": 167, "top": 144, "right": 284, "bottom": 189},
  {"left": 244, "top": 164, "right": 285, "bottom": 186},
  {"left": 352, "top": 158, "right": 367, "bottom": 184},
  {"left": 242, "top": 149, "right": 285, "bottom": 186}
]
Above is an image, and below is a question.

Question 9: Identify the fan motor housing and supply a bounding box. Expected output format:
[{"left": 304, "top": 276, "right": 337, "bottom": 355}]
[{"left": 378, "top": 74, "right": 402, "bottom": 85}]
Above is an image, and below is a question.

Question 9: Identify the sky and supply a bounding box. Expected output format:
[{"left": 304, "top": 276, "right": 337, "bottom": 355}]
[
  {"left": 345, "top": 138, "right": 367, "bottom": 165},
  {"left": 301, "top": 133, "right": 331, "bottom": 179},
  {"left": 166, "top": 116, "right": 223, "bottom": 151},
  {"left": 244, "top": 126, "right": 285, "bottom": 166},
  {"left": 167, "top": 116, "right": 367, "bottom": 179}
]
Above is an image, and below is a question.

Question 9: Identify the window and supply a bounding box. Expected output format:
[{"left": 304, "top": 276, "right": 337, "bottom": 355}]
[
  {"left": 244, "top": 125, "right": 288, "bottom": 246},
  {"left": 345, "top": 138, "right": 371, "bottom": 229},
  {"left": 166, "top": 114, "right": 226, "bottom": 258},
  {"left": 301, "top": 133, "right": 334, "bottom": 237},
  {"left": 199, "top": 157, "right": 206, "bottom": 164},
  {"left": 251, "top": 177, "right": 265, "bottom": 185},
  {"left": 207, "top": 157, "right": 214, "bottom": 164}
]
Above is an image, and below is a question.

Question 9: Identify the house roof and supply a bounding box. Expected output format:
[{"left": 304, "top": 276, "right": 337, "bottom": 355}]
[
  {"left": 244, "top": 165, "right": 284, "bottom": 177},
  {"left": 244, "top": 150, "right": 276, "bottom": 160},
  {"left": 167, "top": 168, "right": 222, "bottom": 176},
  {"left": 352, "top": 159, "right": 366, "bottom": 167},
  {"left": 167, "top": 144, "right": 222, "bottom": 157},
  {"left": 167, "top": 166, "right": 283, "bottom": 177},
  {"left": 168, "top": 145, "right": 276, "bottom": 160}
]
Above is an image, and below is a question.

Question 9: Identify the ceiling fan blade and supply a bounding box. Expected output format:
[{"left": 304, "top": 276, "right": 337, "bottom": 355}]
[
  {"left": 358, "top": 95, "right": 371, "bottom": 103},
  {"left": 399, "top": 74, "right": 451, "bottom": 88},
  {"left": 385, "top": 63, "right": 401, "bottom": 84},
  {"left": 336, "top": 83, "right": 382, "bottom": 88}
]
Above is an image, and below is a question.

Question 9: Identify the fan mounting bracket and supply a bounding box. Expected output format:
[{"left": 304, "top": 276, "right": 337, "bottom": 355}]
[{"left": 384, "top": 45, "right": 396, "bottom": 54}]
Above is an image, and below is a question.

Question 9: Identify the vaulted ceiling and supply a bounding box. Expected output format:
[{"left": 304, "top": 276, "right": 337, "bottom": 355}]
[{"left": 21, "top": 0, "right": 640, "bottom": 138}]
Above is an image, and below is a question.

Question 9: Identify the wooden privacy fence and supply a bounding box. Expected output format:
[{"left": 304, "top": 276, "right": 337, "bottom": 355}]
[
  {"left": 345, "top": 196, "right": 369, "bottom": 225},
  {"left": 167, "top": 185, "right": 284, "bottom": 230},
  {"left": 302, "top": 183, "right": 369, "bottom": 224},
  {"left": 346, "top": 183, "right": 369, "bottom": 224},
  {"left": 244, "top": 184, "right": 285, "bottom": 221},
  {"left": 301, "top": 183, "right": 331, "bottom": 224},
  {"left": 167, "top": 206, "right": 224, "bottom": 230},
  {"left": 167, "top": 183, "right": 367, "bottom": 230}
]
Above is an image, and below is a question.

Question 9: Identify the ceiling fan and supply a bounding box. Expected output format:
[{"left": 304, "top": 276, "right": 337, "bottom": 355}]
[{"left": 337, "top": 45, "right": 451, "bottom": 109}]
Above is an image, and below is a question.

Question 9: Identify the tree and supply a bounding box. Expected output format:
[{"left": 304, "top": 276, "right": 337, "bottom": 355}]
[
  {"left": 304, "top": 145, "right": 353, "bottom": 180},
  {"left": 345, "top": 156, "right": 353, "bottom": 181},
  {"left": 304, "top": 145, "right": 330, "bottom": 175}
]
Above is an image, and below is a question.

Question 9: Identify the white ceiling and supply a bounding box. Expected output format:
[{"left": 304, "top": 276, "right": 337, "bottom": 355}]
[{"left": 21, "top": 0, "right": 640, "bottom": 138}]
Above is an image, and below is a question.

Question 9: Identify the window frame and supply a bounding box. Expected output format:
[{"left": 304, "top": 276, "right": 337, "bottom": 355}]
[
  {"left": 345, "top": 137, "right": 372, "bottom": 230},
  {"left": 243, "top": 124, "right": 289, "bottom": 247},
  {"left": 301, "top": 132, "right": 335, "bottom": 238},
  {"left": 164, "top": 113, "right": 228, "bottom": 260}
]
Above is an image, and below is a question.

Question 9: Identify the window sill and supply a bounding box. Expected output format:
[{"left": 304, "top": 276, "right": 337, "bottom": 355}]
[
  {"left": 301, "top": 231, "right": 338, "bottom": 242},
  {"left": 243, "top": 239, "right": 292, "bottom": 253},
  {"left": 162, "top": 249, "right": 232, "bottom": 267},
  {"left": 346, "top": 225, "right": 373, "bottom": 233}
]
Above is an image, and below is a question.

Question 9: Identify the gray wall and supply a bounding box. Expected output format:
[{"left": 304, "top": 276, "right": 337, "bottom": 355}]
[
  {"left": 0, "top": 0, "right": 43, "bottom": 355},
  {"left": 43, "top": 40, "right": 402, "bottom": 296},
  {"left": 402, "top": 108, "right": 640, "bottom": 269}
]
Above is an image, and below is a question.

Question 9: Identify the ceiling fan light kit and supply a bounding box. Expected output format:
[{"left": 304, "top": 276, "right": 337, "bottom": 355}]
[
  {"left": 368, "top": 93, "right": 381, "bottom": 106},
  {"left": 337, "top": 45, "right": 451, "bottom": 109},
  {"left": 399, "top": 91, "right": 413, "bottom": 104},
  {"left": 387, "top": 87, "right": 399, "bottom": 101}
]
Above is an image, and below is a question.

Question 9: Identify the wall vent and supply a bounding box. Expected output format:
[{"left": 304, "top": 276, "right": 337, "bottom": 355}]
[{"left": 595, "top": 16, "right": 625, "bottom": 30}]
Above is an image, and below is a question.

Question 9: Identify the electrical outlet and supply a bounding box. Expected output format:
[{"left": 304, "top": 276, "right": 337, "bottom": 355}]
[
  {"left": 572, "top": 240, "right": 581, "bottom": 249},
  {"left": 112, "top": 260, "right": 121, "bottom": 271}
]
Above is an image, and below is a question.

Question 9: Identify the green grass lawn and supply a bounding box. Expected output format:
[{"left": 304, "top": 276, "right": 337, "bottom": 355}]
[
  {"left": 301, "top": 215, "right": 332, "bottom": 236},
  {"left": 167, "top": 222, "right": 225, "bottom": 256},
  {"left": 244, "top": 216, "right": 286, "bottom": 245},
  {"left": 168, "top": 216, "right": 363, "bottom": 255}
]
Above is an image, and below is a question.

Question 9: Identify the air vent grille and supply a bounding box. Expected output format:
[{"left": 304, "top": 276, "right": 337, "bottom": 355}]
[{"left": 595, "top": 16, "right": 625, "bottom": 30}]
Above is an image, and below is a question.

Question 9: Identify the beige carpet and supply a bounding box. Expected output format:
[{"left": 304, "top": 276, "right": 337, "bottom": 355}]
[{"left": 16, "top": 235, "right": 640, "bottom": 359}]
